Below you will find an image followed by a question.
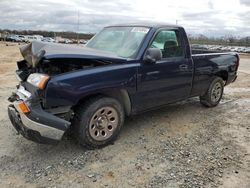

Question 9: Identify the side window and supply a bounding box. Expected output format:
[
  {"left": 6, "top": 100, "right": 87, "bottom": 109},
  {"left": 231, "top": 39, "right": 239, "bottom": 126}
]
[{"left": 150, "top": 30, "right": 185, "bottom": 58}]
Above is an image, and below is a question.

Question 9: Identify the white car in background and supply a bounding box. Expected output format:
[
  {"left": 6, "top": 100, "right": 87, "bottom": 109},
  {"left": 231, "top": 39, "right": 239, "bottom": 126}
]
[
  {"left": 42, "top": 37, "right": 55, "bottom": 43},
  {"left": 65, "top": 39, "right": 73, "bottom": 44},
  {"left": 243, "top": 48, "right": 250, "bottom": 53},
  {"left": 79, "top": 39, "right": 88, "bottom": 44},
  {"left": 17, "top": 35, "right": 27, "bottom": 42},
  {"left": 26, "top": 35, "right": 43, "bottom": 42}
]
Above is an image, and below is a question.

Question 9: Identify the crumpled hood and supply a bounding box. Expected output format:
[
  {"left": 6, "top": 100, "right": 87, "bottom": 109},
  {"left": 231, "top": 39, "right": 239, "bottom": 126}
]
[{"left": 19, "top": 41, "right": 126, "bottom": 67}]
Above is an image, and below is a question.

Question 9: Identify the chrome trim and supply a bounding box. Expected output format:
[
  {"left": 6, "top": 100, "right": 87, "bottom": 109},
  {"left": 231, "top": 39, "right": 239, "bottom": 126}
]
[
  {"left": 16, "top": 86, "right": 31, "bottom": 100},
  {"left": 13, "top": 102, "right": 65, "bottom": 140}
]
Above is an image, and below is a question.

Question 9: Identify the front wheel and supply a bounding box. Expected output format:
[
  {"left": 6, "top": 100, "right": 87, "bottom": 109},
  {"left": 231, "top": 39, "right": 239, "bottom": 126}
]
[
  {"left": 200, "top": 77, "right": 224, "bottom": 107},
  {"left": 73, "top": 96, "right": 124, "bottom": 149}
]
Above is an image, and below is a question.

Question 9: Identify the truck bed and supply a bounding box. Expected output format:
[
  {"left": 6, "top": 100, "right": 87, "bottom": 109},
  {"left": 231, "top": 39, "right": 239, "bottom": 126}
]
[{"left": 191, "top": 51, "right": 239, "bottom": 97}]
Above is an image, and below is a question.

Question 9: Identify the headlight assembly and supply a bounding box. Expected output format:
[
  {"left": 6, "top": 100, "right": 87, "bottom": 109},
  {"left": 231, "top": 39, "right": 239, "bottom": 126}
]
[{"left": 27, "top": 73, "right": 50, "bottom": 89}]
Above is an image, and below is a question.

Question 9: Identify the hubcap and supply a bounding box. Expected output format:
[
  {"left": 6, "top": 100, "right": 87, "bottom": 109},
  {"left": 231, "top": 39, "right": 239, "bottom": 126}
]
[
  {"left": 211, "top": 82, "right": 222, "bottom": 103},
  {"left": 89, "top": 107, "right": 118, "bottom": 141}
]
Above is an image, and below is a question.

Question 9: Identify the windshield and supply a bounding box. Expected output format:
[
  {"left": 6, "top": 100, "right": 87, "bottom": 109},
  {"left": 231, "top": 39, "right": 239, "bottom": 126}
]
[{"left": 86, "top": 26, "right": 150, "bottom": 58}]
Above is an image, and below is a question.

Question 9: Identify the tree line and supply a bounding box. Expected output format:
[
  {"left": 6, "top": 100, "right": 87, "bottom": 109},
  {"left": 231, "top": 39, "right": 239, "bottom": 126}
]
[{"left": 0, "top": 29, "right": 94, "bottom": 40}]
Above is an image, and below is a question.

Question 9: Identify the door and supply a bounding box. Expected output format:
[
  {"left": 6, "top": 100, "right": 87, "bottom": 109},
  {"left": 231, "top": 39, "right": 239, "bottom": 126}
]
[{"left": 135, "top": 29, "right": 193, "bottom": 111}]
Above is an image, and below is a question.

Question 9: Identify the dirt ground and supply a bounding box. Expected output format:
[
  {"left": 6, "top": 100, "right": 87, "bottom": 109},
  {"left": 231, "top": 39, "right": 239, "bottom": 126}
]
[{"left": 0, "top": 42, "right": 249, "bottom": 188}]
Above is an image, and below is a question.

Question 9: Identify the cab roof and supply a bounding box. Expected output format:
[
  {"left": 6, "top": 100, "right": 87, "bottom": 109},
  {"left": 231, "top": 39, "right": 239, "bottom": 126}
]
[{"left": 105, "top": 22, "right": 183, "bottom": 29}]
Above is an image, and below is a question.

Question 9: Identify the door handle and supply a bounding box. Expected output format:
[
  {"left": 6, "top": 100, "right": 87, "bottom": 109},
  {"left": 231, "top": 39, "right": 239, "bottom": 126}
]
[{"left": 179, "top": 64, "right": 188, "bottom": 70}]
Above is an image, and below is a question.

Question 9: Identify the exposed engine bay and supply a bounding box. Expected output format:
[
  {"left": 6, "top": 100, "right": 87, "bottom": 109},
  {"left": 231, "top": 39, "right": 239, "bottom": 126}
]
[
  {"left": 16, "top": 41, "right": 125, "bottom": 80},
  {"left": 16, "top": 58, "right": 111, "bottom": 81},
  {"left": 36, "top": 59, "right": 111, "bottom": 75}
]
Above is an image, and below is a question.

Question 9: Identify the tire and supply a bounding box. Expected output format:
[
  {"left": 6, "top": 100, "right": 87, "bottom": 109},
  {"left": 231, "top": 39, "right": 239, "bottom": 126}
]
[
  {"left": 200, "top": 77, "right": 224, "bottom": 107},
  {"left": 73, "top": 96, "right": 125, "bottom": 149}
]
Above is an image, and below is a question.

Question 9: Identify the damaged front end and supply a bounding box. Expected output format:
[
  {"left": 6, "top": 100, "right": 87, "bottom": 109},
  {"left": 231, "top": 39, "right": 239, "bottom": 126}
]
[
  {"left": 18, "top": 41, "right": 121, "bottom": 76},
  {"left": 8, "top": 41, "right": 124, "bottom": 144},
  {"left": 8, "top": 85, "right": 71, "bottom": 144}
]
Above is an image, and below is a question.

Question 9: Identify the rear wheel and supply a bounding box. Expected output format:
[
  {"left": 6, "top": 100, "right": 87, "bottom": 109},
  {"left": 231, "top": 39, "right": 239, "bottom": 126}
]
[
  {"left": 200, "top": 77, "right": 224, "bottom": 107},
  {"left": 73, "top": 96, "right": 124, "bottom": 149}
]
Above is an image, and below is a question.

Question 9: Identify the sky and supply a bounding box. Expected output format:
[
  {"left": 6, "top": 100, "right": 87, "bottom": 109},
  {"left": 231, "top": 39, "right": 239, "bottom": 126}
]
[{"left": 1, "top": 0, "right": 250, "bottom": 37}]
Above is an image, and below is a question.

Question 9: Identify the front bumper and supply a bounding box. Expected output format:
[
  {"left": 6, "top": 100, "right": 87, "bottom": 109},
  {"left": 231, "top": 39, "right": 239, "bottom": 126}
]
[{"left": 8, "top": 85, "right": 71, "bottom": 144}]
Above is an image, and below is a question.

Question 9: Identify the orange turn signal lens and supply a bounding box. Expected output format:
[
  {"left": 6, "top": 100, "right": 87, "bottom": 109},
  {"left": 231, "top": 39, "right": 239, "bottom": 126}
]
[
  {"left": 38, "top": 75, "right": 50, "bottom": 89},
  {"left": 18, "top": 101, "right": 30, "bottom": 113}
]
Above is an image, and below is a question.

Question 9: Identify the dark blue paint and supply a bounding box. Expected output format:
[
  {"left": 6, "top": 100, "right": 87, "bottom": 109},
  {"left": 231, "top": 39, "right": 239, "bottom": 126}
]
[{"left": 44, "top": 24, "right": 239, "bottom": 114}]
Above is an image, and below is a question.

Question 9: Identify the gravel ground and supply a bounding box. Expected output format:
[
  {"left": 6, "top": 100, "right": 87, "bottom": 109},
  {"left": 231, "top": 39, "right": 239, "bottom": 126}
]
[{"left": 0, "top": 42, "right": 249, "bottom": 188}]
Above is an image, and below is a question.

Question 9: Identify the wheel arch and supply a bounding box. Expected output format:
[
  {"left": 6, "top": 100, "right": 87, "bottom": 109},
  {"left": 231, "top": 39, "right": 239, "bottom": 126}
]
[
  {"left": 215, "top": 70, "right": 228, "bottom": 84},
  {"left": 75, "top": 89, "right": 132, "bottom": 116}
]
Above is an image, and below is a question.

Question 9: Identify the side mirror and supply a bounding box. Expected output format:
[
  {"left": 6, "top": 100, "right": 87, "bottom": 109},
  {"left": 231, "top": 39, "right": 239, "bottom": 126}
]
[{"left": 143, "top": 48, "right": 162, "bottom": 64}]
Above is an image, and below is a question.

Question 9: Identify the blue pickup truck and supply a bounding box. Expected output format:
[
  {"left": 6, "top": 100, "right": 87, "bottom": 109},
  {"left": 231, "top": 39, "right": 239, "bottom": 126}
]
[{"left": 8, "top": 23, "right": 239, "bottom": 148}]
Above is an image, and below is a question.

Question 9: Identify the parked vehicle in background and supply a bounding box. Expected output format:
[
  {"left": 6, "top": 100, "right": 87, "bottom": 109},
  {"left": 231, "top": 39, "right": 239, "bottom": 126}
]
[
  {"left": 42, "top": 37, "right": 55, "bottom": 43},
  {"left": 79, "top": 39, "right": 88, "bottom": 44},
  {"left": 65, "top": 39, "right": 73, "bottom": 44},
  {"left": 243, "top": 48, "right": 250, "bottom": 53},
  {"left": 192, "top": 44, "right": 250, "bottom": 53},
  {"left": 6, "top": 35, "right": 22, "bottom": 42},
  {"left": 7, "top": 23, "right": 240, "bottom": 149},
  {"left": 17, "top": 35, "right": 27, "bottom": 42},
  {"left": 71, "top": 39, "right": 78, "bottom": 44},
  {"left": 26, "top": 35, "right": 43, "bottom": 42},
  {"left": 57, "top": 38, "right": 73, "bottom": 44}
]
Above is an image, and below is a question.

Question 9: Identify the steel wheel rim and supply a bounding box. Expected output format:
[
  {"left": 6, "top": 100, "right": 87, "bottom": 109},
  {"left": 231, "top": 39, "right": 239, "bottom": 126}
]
[
  {"left": 89, "top": 106, "right": 119, "bottom": 141},
  {"left": 211, "top": 82, "right": 222, "bottom": 103}
]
